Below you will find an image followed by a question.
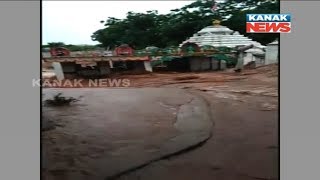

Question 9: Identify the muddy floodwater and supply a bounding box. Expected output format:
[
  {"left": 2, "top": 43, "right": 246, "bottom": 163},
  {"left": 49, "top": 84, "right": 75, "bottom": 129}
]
[{"left": 42, "top": 88, "right": 211, "bottom": 180}]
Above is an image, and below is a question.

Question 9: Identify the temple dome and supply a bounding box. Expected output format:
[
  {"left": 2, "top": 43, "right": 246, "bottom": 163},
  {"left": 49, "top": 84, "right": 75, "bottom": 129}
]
[{"left": 180, "top": 20, "right": 265, "bottom": 49}]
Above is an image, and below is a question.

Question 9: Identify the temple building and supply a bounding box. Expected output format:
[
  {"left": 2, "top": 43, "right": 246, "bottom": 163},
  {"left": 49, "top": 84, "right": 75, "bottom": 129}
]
[
  {"left": 179, "top": 20, "right": 265, "bottom": 49},
  {"left": 265, "top": 39, "right": 279, "bottom": 65},
  {"left": 178, "top": 20, "right": 269, "bottom": 68}
]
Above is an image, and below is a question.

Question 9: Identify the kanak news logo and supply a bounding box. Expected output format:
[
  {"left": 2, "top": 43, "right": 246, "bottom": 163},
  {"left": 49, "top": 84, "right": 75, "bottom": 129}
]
[{"left": 246, "top": 14, "right": 291, "bottom": 33}]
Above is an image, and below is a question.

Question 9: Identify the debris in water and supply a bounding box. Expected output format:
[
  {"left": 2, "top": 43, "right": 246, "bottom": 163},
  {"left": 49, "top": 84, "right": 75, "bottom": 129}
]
[{"left": 44, "top": 93, "right": 81, "bottom": 106}]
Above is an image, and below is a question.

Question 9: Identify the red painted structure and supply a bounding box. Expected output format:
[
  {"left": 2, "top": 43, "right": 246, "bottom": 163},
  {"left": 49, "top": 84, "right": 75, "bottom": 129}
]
[
  {"left": 50, "top": 47, "right": 70, "bottom": 57},
  {"left": 114, "top": 44, "right": 134, "bottom": 56}
]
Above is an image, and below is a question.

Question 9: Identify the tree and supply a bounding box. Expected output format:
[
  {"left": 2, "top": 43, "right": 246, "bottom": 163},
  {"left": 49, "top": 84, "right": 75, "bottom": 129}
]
[
  {"left": 91, "top": 0, "right": 280, "bottom": 49},
  {"left": 43, "top": 42, "right": 98, "bottom": 51},
  {"left": 47, "top": 42, "right": 65, "bottom": 48},
  {"left": 222, "top": 0, "right": 280, "bottom": 45}
]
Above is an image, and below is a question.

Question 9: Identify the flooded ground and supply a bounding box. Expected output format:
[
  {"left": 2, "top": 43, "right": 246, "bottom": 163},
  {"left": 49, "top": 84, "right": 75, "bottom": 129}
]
[
  {"left": 42, "top": 64, "right": 278, "bottom": 180},
  {"left": 42, "top": 88, "right": 212, "bottom": 180},
  {"left": 116, "top": 65, "right": 278, "bottom": 180}
]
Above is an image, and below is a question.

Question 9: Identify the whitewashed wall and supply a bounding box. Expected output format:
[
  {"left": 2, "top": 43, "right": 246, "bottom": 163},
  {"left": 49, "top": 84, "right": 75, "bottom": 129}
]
[{"left": 265, "top": 44, "right": 278, "bottom": 64}]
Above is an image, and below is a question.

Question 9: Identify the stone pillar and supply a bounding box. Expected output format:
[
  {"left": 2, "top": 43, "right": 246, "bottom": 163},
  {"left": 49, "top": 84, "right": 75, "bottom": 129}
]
[
  {"left": 235, "top": 52, "right": 244, "bottom": 70},
  {"left": 51, "top": 62, "right": 64, "bottom": 80},
  {"left": 144, "top": 61, "right": 153, "bottom": 72},
  {"left": 109, "top": 61, "right": 114, "bottom": 68},
  {"left": 235, "top": 44, "right": 254, "bottom": 72}
]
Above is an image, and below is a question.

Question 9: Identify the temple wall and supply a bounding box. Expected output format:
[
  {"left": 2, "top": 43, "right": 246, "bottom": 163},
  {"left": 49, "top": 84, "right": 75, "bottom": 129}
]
[
  {"left": 255, "top": 56, "right": 265, "bottom": 67},
  {"left": 211, "top": 59, "right": 220, "bottom": 70},
  {"left": 201, "top": 58, "right": 211, "bottom": 70},
  {"left": 244, "top": 53, "right": 254, "bottom": 65},
  {"left": 220, "top": 60, "right": 227, "bottom": 70},
  {"left": 189, "top": 57, "right": 211, "bottom": 71},
  {"left": 265, "top": 44, "right": 278, "bottom": 64},
  {"left": 61, "top": 62, "right": 76, "bottom": 73},
  {"left": 98, "top": 62, "right": 111, "bottom": 76}
]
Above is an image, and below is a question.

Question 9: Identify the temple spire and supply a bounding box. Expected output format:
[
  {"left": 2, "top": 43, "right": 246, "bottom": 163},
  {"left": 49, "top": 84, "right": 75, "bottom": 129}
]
[{"left": 212, "top": 19, "right": 221, "bottom": 26}]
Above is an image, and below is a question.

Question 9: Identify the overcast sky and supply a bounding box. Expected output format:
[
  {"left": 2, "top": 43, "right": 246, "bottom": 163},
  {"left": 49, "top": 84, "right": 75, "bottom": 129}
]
[{"left": 43, "top": 1, "right": 195, "bottom": 45}]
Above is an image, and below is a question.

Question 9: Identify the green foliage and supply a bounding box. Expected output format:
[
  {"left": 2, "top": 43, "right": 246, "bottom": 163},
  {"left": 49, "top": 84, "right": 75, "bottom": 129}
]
[
  {"left": 64, "top": 44, "right": 97, "bottom": 51},
  {"left": 212, "top": 54, "right": 237, "bottom": 67},
  {"left": 42, "top": 42, "right": 100, "bottom": 51},
  {"left": 47, "top": 42, "right": 65, "bottom": 48},
  {"left": 92, "top": 0, "right": 279, "bottom": 49},
  {"left": 222, "top": 1, "right": 280, "bottom": 45}
]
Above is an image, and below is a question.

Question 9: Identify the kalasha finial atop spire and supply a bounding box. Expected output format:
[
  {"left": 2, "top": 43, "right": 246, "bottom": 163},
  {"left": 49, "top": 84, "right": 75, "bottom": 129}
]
[{"left": 212, "top": 19, "right": 221, "bottom": 26}]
